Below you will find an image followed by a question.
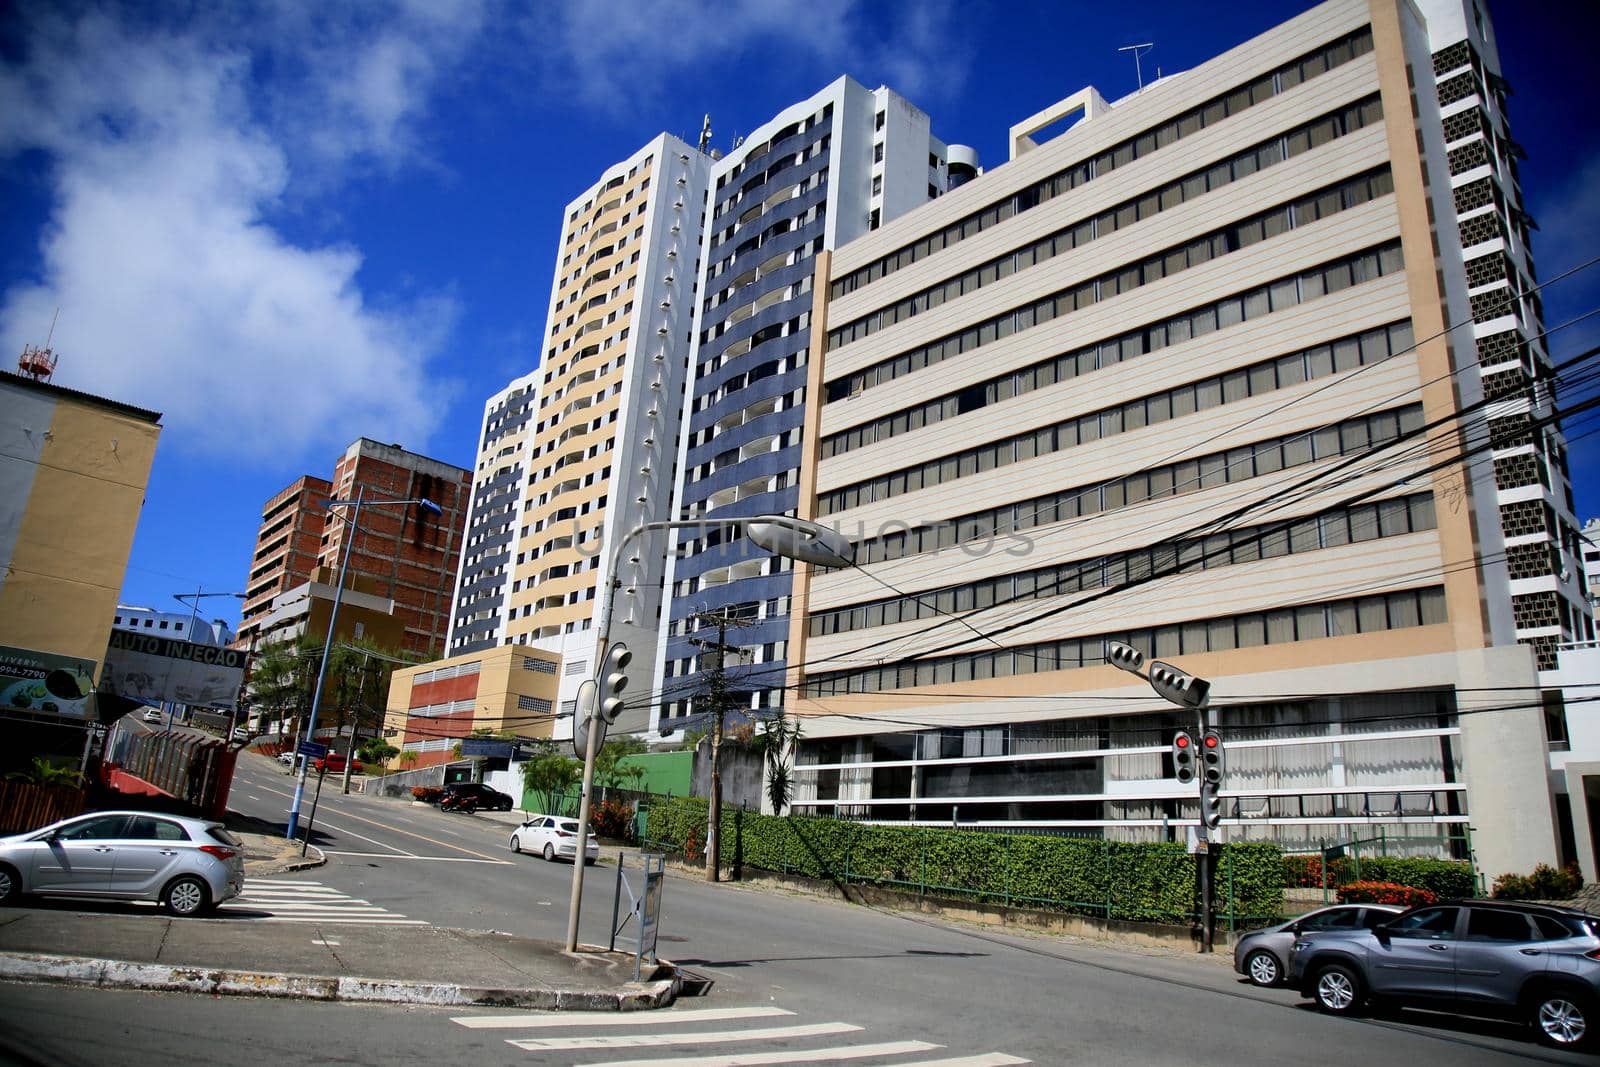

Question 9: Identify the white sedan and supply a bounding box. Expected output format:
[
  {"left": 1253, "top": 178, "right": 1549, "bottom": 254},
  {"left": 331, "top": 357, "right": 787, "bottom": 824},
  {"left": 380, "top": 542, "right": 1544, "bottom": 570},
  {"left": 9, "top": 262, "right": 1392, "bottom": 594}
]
[{"left": 509, "top": 815, "right": 599, "bottom": 864}]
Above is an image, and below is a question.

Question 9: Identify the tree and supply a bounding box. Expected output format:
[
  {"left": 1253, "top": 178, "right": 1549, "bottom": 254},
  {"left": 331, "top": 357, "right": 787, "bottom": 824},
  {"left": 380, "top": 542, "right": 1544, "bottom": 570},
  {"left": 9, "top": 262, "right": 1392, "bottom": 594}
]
[
  {"left": 754, "top": 707, "right": 803, "bottom": 815},
  {"left": 398, "top": 750, "right": 419, "bottom": 770},
  {"left": 6, "top": 756, "right": 82, "bottom": 789},
  {"left": 594, "top": 735, "right": 646, "bottom": 791},
  {"left": 358, "top": 738, "right": 399, "bottom": 766},
  {"left": 521, "top": 743, "right": 580, "bottom": 815}
]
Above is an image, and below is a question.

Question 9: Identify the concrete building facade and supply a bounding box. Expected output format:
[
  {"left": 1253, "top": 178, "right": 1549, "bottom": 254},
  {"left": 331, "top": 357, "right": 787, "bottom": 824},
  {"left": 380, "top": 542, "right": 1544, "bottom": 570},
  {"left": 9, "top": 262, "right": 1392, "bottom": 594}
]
[
  {"left": 443, "top": 135, "right": 712, "bottom": 736},
  {"left": 236, "top": 475, "right": 332, "bottom": 648},
  {"left": 782, "top": 0, "right": 1587, "bottom": 879},
  {"left": 382, "top": 644, "right": 563, "bottom": 769},
  {"left": 657, "top": 79, "right": 964, "bottom": 731},
  {"left": 447, "top": 373, "right": 541, "bottom": 655}
]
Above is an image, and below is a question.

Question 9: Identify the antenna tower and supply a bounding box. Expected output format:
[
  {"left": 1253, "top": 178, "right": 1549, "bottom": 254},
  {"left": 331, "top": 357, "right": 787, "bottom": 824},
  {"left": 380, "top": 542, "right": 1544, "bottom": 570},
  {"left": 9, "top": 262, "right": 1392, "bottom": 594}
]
[{"left": 17, "top": 308, "right": 60, "bottom": 382}]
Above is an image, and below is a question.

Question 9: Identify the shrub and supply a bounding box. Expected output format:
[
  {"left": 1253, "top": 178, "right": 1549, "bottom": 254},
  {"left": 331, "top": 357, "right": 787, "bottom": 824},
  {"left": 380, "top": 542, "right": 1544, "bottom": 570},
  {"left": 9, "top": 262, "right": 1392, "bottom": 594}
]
[
  {"left": 590, "top": 798, "right": 636, "bottom": 842},
  {"left": 1337, "top": 881, "right": 1437, "bottom": 907},
  {"left": 410, "top": 786, "right": 442, "bottom": 803},
  {"left": 1359, "top": 856, "right": 1475, "bottom": 899},
  {"left": 644, "top": 796, "right": 1282, "bottom": 922},
  {"left": 1282, "top": 854, "right": 1351, "bottom": 888},
  {"left": 1493, "top": 863, "right": 1583, "bottom": 901}
]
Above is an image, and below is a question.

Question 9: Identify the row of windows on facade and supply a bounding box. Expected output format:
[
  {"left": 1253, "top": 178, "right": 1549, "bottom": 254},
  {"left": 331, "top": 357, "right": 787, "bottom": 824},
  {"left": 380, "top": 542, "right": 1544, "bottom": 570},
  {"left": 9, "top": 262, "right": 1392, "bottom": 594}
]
[
  {"left": 702, "top": 272, "right": 814, "bottom": 344},
  {"left": 822, "top": 303, "right": 1411, "bottom": 461},
  {"left": 567, "top": 157, "right": 651, "bottom": 223},
  {"left": 708, "top": 148, "right": 830, "bottom": 254},
  {"left": 661, "top": 639, "right": 788, "bottom": 680},
  {"left": 830, "top": 26, "right": 1375, "bottom": 299},
  {"left": 827, "top": 94, "right": 1385, "bottom": 352},
  {"left": 818, "top": 247, "right": 1409, "bottom": 519},
  {"left": 664, "top": 596, "right": 790, "bottom": 637},
  {"left": 715, "top": 103, "right": 832, "bottom": 196},
  {"left": 824, "top": 164, "right": 1398, "bottom": 407},
  {"left": 806, "top": 585, "right": 1449, "bottom": 697},
  {"left": 114, "top": 616, "right": 188, "bottom": 632},
  {"left": 809, "top": 492, "right": 1440, "bottom": 639},
  {"left": 839, "top": 400, "right": 1427, "bottom": 579}
]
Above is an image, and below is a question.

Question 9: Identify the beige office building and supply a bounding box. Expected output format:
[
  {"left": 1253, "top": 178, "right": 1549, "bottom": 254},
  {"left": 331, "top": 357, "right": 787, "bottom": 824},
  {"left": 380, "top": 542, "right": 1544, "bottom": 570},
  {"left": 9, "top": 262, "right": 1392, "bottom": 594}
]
[{"left": 786, "top": 0, "right": 1586, "bottom": 878}]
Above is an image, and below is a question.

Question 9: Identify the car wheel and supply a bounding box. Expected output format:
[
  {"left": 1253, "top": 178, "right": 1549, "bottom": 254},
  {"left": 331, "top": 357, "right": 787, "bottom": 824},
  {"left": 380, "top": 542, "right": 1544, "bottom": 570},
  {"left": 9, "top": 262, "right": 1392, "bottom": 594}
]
[
  {"left": 1244, "top": 949, "right": 1282, "bottom": 987},
  {"left": 509, "top": 834, "right": 522, "bottom": 854},
  {"left": 0, "top": 863, "right": 20, "bottom": 905},
  {"left": 1312, "top": 963, "right": 1364, "bottom": 1016},
  {"left": 543, "top": 843, "right": 555, "bottom": 862},
  {"left": 162, "top": 875, "right": 212, "bottom": 918},
  {"left": 1532, "top": 989, "right": 1594, "bottom": 1049}
]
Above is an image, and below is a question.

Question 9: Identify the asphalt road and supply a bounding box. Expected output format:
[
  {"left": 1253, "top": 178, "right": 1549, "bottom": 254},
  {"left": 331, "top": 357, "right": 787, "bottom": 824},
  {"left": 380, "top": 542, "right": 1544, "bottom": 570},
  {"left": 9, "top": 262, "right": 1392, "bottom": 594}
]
[{"left": 0, "top": 751, "right": 1588, "bottom": 1066}]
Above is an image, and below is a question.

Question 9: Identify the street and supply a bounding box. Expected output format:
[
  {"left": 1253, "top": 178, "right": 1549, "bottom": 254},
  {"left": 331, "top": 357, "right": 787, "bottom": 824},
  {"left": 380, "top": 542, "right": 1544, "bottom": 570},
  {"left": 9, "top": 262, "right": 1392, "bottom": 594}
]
[{"left": 0, "top": 751, "right": 1590, "bottom": 1065}]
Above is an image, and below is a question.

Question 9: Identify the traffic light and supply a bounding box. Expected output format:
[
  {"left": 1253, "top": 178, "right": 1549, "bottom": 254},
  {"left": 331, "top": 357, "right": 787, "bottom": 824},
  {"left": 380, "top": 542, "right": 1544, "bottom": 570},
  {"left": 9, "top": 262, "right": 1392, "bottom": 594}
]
[
  {"left": 1148, "top": 660, "right": 1212, "bottom": 708},
  {"left": 598, "top": 642, "right": 632, "bottom": 723},
  {"left": 1105, "top": 641, "right": 1146, "bottom": 675},
  {"left": 1200, "top": 728, "right": 1225, "bottom": 828},
  {"left": 1172, "top": 730, "right": 1195, "bottom": 784}
]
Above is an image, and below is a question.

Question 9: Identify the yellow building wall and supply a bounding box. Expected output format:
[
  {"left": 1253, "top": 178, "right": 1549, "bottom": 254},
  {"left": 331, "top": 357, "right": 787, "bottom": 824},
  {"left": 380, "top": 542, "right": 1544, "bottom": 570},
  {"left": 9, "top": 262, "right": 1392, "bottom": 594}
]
[{"left": 0, "top": 382, "right": 160, "bottom": 673}]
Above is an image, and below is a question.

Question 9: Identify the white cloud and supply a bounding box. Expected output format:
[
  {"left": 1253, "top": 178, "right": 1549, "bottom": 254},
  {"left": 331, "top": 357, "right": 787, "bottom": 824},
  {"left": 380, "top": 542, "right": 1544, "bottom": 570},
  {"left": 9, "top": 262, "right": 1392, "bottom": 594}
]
[
  {"left": 0, "top": 6, "right": 467, "bottom": 465},
  {"left": 524, "top": 0, "right": 967, "bottom": 114}
]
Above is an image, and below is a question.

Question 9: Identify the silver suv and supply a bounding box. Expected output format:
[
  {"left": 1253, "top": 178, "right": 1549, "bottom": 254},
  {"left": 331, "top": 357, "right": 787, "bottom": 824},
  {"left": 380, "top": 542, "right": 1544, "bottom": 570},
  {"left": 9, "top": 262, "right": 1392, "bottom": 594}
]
[{"left": 1292, "top": 900, "right": 1600, "bottom": 1049}]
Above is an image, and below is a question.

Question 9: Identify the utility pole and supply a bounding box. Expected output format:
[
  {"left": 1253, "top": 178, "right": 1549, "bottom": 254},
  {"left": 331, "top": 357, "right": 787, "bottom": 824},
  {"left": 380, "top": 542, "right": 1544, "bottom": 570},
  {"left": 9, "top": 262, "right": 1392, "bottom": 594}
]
[{"left": 690, "top": 609, "right": 751, "bottom": 883}]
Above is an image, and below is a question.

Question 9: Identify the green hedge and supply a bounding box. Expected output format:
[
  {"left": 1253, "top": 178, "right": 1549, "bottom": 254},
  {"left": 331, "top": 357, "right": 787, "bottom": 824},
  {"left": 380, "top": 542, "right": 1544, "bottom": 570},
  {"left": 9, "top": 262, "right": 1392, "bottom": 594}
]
[
  {"left": 643, "top": 797, "right": 1283, "bottom": 923},
  {"left": 1357, "top": 856, "right": 1475, "bottom": 898}
]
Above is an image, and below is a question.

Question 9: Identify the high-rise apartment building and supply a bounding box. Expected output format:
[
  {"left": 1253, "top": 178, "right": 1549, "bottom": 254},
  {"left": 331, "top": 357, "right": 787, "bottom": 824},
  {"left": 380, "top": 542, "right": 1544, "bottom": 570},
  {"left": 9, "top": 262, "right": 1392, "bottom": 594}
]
[
  {"left": 453, "top": 135, "right": 712, "bottom": 734},
  {"left": 447, "top": 372, "right": 541, "bottom": 655},
  {"left": 237, "top": 441, "right": 469, "bottom": 661},
  {"left": 782, "top": 0, "right": 1588, "bottom": 878},
  {"left": 656, "top": 78, "right": 966, "bottom": 730},
  {"left": 236, "top": 475, "right": 331, "bottom": 648}
]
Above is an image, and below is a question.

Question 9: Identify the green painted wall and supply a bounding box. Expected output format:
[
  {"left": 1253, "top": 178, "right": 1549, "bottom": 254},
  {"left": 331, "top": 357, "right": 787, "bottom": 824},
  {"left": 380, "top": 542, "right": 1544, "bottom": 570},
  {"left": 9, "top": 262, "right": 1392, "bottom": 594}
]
[{"left": 617, "top": 750, "right": 692, "bottom": 797}]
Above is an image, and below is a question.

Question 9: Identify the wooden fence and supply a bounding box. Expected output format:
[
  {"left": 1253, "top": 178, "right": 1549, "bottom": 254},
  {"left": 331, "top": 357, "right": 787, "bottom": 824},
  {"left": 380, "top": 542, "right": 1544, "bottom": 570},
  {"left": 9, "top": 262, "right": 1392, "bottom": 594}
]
[{"left": 0, "top": 781, "right": 86, "bottom": 835}]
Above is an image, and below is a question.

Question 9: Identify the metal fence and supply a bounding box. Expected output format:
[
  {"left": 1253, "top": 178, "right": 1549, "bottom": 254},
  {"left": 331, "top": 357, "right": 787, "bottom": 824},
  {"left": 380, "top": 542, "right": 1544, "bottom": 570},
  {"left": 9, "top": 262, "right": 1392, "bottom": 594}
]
[{"left": 1281, "top": 829, "right": 1481, "bottom": 902}]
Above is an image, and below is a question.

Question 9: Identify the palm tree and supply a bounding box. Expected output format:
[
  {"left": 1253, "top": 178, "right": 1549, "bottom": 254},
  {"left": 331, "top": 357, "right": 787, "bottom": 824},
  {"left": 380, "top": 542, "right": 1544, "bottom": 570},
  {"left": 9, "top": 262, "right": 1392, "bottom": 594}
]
[{"left": 756, "top": 707, "right": 802, "bottom": 815}]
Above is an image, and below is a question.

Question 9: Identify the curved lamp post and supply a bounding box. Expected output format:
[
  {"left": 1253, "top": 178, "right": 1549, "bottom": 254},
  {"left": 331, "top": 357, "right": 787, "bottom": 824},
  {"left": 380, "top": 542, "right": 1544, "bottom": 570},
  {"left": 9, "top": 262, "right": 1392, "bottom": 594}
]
[
  {"left": 286, "top": 488, "right": 441, "bottom": 840},
  {"left": 565, "top": 514, "right": 852, "bottom": 952}
]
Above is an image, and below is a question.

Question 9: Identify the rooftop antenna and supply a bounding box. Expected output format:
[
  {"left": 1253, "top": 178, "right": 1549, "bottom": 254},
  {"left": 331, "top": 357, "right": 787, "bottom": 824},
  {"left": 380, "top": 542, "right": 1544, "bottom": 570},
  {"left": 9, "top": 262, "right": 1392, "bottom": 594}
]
[
  {"left": 17, "top": 307, "right": 60, "bottom": 383},
  {"left": 699, "top": 114, "right": 713, "bottom": 154},
  {"left": 1119, "top": 42, "right": 1154, "bottom": 91}
]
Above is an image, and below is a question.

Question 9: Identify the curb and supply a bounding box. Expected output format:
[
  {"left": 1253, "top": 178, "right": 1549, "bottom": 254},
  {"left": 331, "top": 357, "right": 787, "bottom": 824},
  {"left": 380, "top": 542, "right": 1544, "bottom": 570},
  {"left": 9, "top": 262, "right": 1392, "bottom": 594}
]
[{"left": 0, "top": 952, "right": 679, "bottom": 1011}]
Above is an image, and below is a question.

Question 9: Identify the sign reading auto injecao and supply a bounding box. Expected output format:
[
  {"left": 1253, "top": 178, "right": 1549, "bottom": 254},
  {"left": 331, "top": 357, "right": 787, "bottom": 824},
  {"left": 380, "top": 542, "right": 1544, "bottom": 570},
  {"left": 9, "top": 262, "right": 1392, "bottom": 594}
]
[
  {"left": 101, "top": 630, "right": 248, "bottom": 711},
  {"left": 0, "top": 644, "right": 97, "bottom": 719}
]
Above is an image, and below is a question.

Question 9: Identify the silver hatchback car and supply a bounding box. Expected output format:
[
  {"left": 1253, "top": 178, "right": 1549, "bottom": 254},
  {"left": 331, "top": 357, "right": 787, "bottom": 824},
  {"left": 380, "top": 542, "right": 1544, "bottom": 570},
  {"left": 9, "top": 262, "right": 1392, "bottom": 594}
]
[
  {"left": 0, "top": 810, "right": 245, "bottom": 917},
  {"left": 1233, "top": 903, "right": 1402, "bottom": 986}
]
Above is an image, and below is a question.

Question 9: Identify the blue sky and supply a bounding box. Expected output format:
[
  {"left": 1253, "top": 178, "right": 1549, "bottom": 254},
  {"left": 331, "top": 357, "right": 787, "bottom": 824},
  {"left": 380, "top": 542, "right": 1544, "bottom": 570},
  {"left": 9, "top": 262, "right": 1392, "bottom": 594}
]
[{"left": 1, "top": 0, "right": 1596, "bottom": 630}]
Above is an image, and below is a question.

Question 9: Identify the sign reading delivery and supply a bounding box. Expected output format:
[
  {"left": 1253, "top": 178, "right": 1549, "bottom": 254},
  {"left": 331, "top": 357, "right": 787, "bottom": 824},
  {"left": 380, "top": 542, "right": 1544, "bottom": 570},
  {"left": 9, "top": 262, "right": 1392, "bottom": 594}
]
[
  {"left": 101, "top": 630, "right": 248, "bottom": 711},
  {"left": 0, "top": 645, "right": 97, "bottom": 719}
]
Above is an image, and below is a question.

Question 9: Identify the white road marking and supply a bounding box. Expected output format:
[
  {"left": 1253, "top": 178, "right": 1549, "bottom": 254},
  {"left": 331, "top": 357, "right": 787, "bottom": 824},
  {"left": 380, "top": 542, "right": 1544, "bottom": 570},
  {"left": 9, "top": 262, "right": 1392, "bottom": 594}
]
[
  {"left": 588, "top": 1041, "right": 942, "bottom": 1066},
  {"left": 508, "top": 1022, "right": 860, "bottom": 1052},
  {"left": 453, "top": 1006, "right": 794, "bottom": 1029},
  {"left": 220, "top": 880, "right": 426, "bottom": 926},
  {"left": 896, "top": 1056, "right": 1031, "bottom": 1066},
  {"left": 310, "top": 939, "right": 340, "bottom": 947},
  {"left": 324, "top": 850, "right": 513, "bottom": 865}
]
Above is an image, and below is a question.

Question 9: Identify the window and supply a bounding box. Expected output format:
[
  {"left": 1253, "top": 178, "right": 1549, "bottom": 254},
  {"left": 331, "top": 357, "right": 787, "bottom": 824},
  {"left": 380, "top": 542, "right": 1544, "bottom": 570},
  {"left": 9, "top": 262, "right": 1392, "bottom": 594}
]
[
  {"left": 1300, "top": 908, "right": 1363, "bottom": 931},
  {"left": 1388, "top": 907, "right": 1459, "bottom": 939},
  {"left": 126, "top": 817, "right": 189, "bottom": 841},
  {"left": 1466, "top": 908, "right": 1534, "bottom": 942}
]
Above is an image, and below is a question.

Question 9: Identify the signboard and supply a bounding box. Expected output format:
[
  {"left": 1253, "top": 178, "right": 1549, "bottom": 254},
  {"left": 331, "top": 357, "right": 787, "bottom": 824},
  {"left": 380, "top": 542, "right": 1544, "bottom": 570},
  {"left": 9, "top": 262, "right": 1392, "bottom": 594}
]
[
  {"left": 297, "top": 740, "right": 329, "bottom": 759},
  {"left": 101, "top": 630, "right": 247, "bottom": 711},
  {"left": 0, "top": 645, "right": 96, "bottom": 720},
  {"left": 460, "top": 738, "right": 514, "bottom": 759},
  {"left": 638, "top": 855, "right": 665, "bottom": 966}
]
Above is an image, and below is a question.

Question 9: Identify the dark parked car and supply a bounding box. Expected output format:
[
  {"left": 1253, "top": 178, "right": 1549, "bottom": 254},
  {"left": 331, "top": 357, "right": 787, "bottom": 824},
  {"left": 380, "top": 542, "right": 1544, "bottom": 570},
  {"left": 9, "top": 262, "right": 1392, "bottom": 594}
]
[
  {"left": 1292, "top": 900, "right": 1600, "bottom": 1049},
  {"left": 1233, "top": 903, "right": 1401, "bottom": 986},
  {"left": 440, "top": 782, "right": 513, "bottom": 811}
]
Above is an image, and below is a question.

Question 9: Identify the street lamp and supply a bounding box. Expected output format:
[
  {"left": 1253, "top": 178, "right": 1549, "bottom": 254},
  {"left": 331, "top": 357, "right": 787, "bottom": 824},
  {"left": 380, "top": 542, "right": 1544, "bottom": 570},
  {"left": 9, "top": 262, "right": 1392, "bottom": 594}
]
[
  {"left": 564, "top": 514, "right": 852, "bottom": 952},
  {"left": 285, "top": 487, "right": 442, "bottom": 840},
  {"left": 164, "top": 589, "right": 245, "bottom": 732}
]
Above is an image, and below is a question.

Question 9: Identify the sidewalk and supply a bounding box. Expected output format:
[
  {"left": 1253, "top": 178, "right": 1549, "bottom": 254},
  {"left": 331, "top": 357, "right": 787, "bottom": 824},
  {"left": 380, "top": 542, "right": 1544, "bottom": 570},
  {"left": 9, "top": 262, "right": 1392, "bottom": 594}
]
[{"left": 0, "top": 816, "right": 679, "bottom": 1011}]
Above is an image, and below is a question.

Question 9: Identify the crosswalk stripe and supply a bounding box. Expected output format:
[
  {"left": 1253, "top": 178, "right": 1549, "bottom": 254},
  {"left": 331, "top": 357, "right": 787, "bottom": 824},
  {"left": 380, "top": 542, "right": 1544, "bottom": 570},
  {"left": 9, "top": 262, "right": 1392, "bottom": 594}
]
[
  {"left": 242, "top": 880, "right": 325, "bottom": 887},
  {"left": 507, "top": 1022, "right": 861, "bottom": 1052},
  {"left": 221, "top": 880, "right": 422, "bottom": 925},
  {"left": 453, "top": 1006, "right": 794, "bottom": 1029},
  {"left": 236, "top": 916, "right": 430, "bottom": 925},
  {"left": 587, "top": 1040, "right": 943, "bottom": 1067},
  {"left": 232, "top": 903, "right": 392, "bottom": 913},
  {"left": 895, "top": 1055, "right": 1031, "bottom": 1066}
]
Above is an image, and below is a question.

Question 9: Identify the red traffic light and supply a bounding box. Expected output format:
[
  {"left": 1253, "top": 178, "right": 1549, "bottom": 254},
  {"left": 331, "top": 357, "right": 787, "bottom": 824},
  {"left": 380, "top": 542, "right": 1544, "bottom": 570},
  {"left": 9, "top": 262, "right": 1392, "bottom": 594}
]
[
  {"left": 1174, "top": 733, "right": 1190, "bottom": 749},
  {"left": 1203, "top": 732, "right": 1219, "bottom": 749}
]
